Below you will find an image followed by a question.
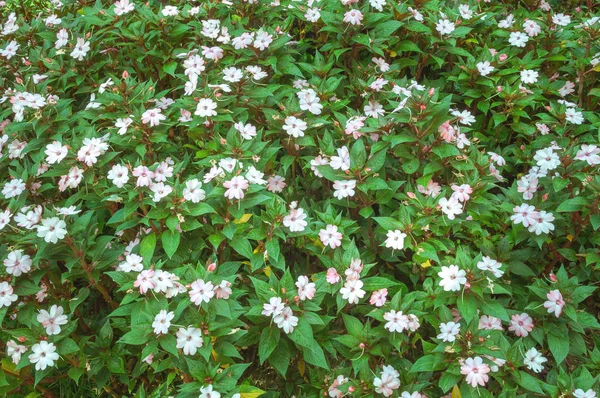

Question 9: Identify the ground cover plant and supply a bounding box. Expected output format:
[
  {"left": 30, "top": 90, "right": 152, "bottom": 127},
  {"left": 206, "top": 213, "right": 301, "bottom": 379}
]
[{"left": 1, "top": 0, "right": 600, "bottom": 397}]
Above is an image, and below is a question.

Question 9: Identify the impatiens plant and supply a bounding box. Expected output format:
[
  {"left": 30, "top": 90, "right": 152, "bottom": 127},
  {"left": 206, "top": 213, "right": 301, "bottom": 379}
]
[{"left": 1, "top": 0, "right": 600, "bottom": 397}]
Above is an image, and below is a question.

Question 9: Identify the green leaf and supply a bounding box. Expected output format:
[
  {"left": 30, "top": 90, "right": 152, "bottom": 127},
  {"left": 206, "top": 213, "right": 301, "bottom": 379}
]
[
  {"left": 547, "top": 330, "right": 569, "bottom": 365},
  {"left": 162, "top": 61, "right": 177, "bottom": 77},
  {"left": 259, "top": 327, "right": 280, "bottom": 364},
  {"left": 140, "top": 233, "right": 157, "bottom": 264},
  {"left": 556, "top": 196, "right": 588, "bottom": 212},
  {"left": 162, "top": 230, "right": 180, "bottom": 259},
  {"left": 410, "top": 354, "right": 446, "bottom": 372}
]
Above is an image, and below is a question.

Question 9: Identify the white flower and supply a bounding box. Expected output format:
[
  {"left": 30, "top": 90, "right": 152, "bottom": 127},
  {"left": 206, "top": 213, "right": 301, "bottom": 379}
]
[
  {"left": 150, "top": 182, "right": 173, "bottom": 202},
  {"left": 333, "top": 180, "right": 356, "bottom": 200},
  {"left": 575, "top": 144, "right": 600, "bottom": 166},
  {"left": 266, "top": 175, "right": 286, "bottom": 193},
  {"left": 115, "top": 117, "right": 133, "bottom": 135},
  {"left": 161, "top": 6, "right": 179, "bottom": 16},
  {"left": 509, "top": 31, "right": 529, "bottom": 47},
  {"left": 189, "top": 279, "right": 215, "bottom": 305},
  {"left": 477, "top": 256, "right": 504, "bottom": 278},
  {"left": 274, "top": 306, "right": 298, "bottom": 334},
  {"left": 245, "top": 166, "right": 267, "bottom": 185},
  {"left": 6, "top": 340, "right": 27, "bottom": 364},
  {"left": 234, "top": 122, "right": 257, "bottom": 140},
  {"left": 385, "top": 230, "right": 406, "bottom": 251},
  {"left": 523, "top": 348, "right": 547, "bottom": 373},
  {"left": 0, "top": 282, "right": 18, "bottom": 308},
  {"left": 343, "top": 9, "right": 363, "bottom": 25},
  {"left": 1, "top": 40, "right": 19, "bottom": 59},
  {"left": 141, "top": 108, "right": 166, "bottom": 127},
  {"left": 283, "top": 116, "right": 307, "bottom": 138},
  {"left": 523, "top": 20, "right": 541, "bottom": 36},
  {"left": 565, "top": 108, "right": 584, "bottom": 124},
  {"left": 176, "top": 327, "right": 203, "bottom": 355},
  {"left": 476, "top": 61, "right": 494, "bottom": 76},
  {"left": 459, "top": 4, "right": 473, "bottom": 19},
  {"left": 330, "top": 146, "right": 350, "bottom": 171},
  {"left": 28, "top": 341, "right": 59, "bottom": 370},
  {"left": 437, "top": 321, "right": 460, "bottom": 342},
  {"left": 283, "top": 207, "right": 308, "bottom": 232},
  {"left": 374, "top": 365, "right": 401, "bottom": 397},
  {"left": 451, "top": 109, "right": 476, "bottom": 126},
  {"left": 198, "top": 385, "right": 221, "bottom": 398},
  {"left": 364, "top": 101, "right": 384, "bottom": 118},
  {"left": 528, "top": 210, "right": 555, "bottom": 235},
  {"left": 223, "top": 67, "right": 243, "bottom": 83},
  {"left": 114, "top": 0, "right": 135, "bottom": 16},
  {"left": 436, "top": 19, "right": 455, "bottom": 35},
  {"left": 438, "top": 265, "right": 467, "bottom": 292},
  {"left": 262, "top": 297, "right": 284, "bottom": 317},
  {"left": 37, "top": 305, "right": 68, "bottom": 335},
  {"left": 45, "top": 141, "right": 68, "bottom": 164},
  {"left": 534, "top": 147, "right": 560, "bottom": 171},
  {"left": 70, "top": 37, "right": 90, "bottom": 61},
  {"left": 319, "top": 224, "right": 343, "bottom": 249},
  {"left": 340, "top": 278, "right": 365, "bottom": 304},
  {"left": 383, "top": 310, "right": 409, "bottom": 333},
  {"left": 439, "top": 196, "right": 463, "bottom": 220},
  {"left": 297, "top": 88, "right": 323, "bottom": 115},
  {"left": 3, "top": 250, "right": 32, "bottom": 276},
  {"left": 2, "top": 179, "right": 26, "bottom": 198},
  {"left": 520, "top": 69, "right": 539, "bottom": 84},
  {"left": 195, "top": 98, "right": 218, "bottom": 117},
  {"left": 183, "top": 179, "right": 206, "bottom": 203},
  {"left": 107, "top": 164, "right": 130, "bottom": 188},
  {"left": 37, "top": 217, "right": 68, "bottom": 244},
  {"left": 118, "top": 254, "right": 144, "bottom": 272},
  {"left": 152, "top": 310, "right": 174, "bottom": 335},
  {"left": 574, "top": 389, "right": 597, "bottom": 398},
  {"left": 305, "top": 8, "right": 320, "bottom": 22},
  {"left": 552, "top": 13, "right": 571, "bottom": 26}
]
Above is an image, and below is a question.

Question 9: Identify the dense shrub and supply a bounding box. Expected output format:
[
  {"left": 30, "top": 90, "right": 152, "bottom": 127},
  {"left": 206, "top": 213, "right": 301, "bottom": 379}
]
[{"left": 1, "top": 0, "right": 600, "bottom": 397}]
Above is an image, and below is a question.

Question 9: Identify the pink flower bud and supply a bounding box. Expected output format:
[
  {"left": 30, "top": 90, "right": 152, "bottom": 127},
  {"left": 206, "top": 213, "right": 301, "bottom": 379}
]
[
  {"left": 359, "top": 342, "right": 366, "bottom": 349},
  {"left": 542, "top": 193, "right": 549, "bottom": 201},
  {"left": 122, "top": 70, "right": 129, "bottom": 79},
  {"left": 428, "top": 87, "right": 435, "bottom": 96},
  {"left": 497, "top": 86, "right": 502, "bottom": 92},
  {"left": 499, "top": 54, "right": 508, "bottom": 62},
  {"left": 17, "top": 336, "right": 26, "bottom": 342},
  {"left": 549, "top": 273, "right": 557, "bottom": 282},
  {"left": 220, "top": 138, "right": 227, "bottom": 145},
  {"left": 464, "top": 281, "right": 471, "bottom": 290},
  {"left": 348, "top": 386, "right": 355, "bottom": 393},
  {"left": 407, "top": 192, "right": 416, "bottom": 199},
  {"left": 207, "top": 262, "right": 216, "bottom": 272},
  {"left": 216, "top": 92, "right": 222, "bottom": 98}
]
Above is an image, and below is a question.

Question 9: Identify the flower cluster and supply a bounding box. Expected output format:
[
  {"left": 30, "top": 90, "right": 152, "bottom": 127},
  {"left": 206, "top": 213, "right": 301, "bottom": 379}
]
[{"left": 0, "top": 0, "right": 599, "bottom": 396}]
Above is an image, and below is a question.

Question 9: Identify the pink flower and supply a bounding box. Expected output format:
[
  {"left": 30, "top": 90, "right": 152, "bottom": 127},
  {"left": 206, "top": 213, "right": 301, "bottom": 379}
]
[
  {"left": 451, "top": 184, "right": 473, "bottom": 202},
  {"left": 132, "top": 166, "right": 155, "bottom": 187},
  {"left": 369, "top": 288, "right": 388, "bottom": 307},
  {"left": 134, "top": 269, "right": 156, "bottom": 294},
  {"left": 543, "top": 289, "right": 564, "bottom": 317},
  {"left": 326, "top": 268, "right": 341, "bottom": 284},
  {"left": 223, "top": 176, "right": 249, "bottom": 200},
  {"left": 508, "top": 313, "right": 534, "bottom": 337},
  {"left": 438, "top": 120, "right": 456, "bottom": 143},
  {"left": 295, "top": 275, "right": 316, "bottom": 301},
  {"left": 460, "top": 356, "right": 490, "bottom": 387}
]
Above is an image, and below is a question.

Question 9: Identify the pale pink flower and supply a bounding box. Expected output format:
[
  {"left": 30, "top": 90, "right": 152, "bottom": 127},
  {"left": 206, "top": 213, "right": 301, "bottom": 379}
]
[{"left": 508, "top": 313, "right": 534, "bottom": 337}]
